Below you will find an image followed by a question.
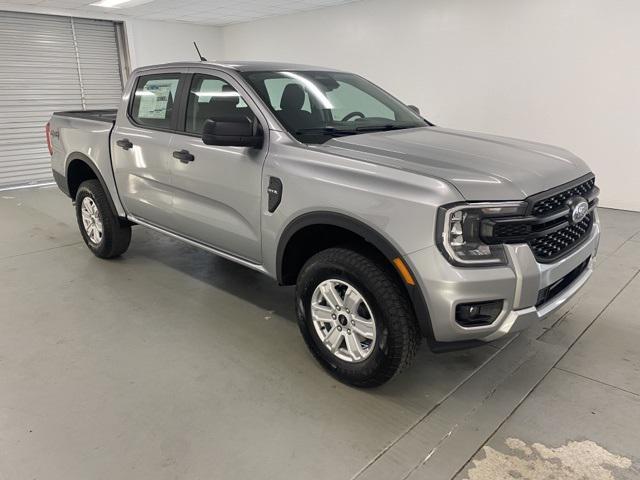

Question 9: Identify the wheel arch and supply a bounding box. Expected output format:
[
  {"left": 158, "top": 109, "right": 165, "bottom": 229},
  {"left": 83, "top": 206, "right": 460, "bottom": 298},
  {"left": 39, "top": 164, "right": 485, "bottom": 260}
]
[
  {"left": 276, "top": 211, "right": 435, "bottom": 341},
  {"left": 65, "top": 152, "right": 119, "bottom": 217}
]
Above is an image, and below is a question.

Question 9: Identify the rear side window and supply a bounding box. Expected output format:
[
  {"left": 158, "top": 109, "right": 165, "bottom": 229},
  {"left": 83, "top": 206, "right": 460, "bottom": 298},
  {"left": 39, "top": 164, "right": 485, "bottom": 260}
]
[{"left": 130, "top": 74, "right": 180, "bottom": 129}]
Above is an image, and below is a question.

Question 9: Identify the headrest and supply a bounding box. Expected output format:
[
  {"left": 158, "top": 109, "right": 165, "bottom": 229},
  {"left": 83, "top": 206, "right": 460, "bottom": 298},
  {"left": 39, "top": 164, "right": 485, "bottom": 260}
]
[
  {"left": 280, "top": 83, "right": 305, "bottom": 111},
  {"left": 210, "top": 84, "right": 239, "bottom": 108}
]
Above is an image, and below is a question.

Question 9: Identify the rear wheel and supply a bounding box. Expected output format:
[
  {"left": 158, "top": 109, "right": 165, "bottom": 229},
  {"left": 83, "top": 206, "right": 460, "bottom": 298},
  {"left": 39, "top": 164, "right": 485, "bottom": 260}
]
[
  {"left": 296, "top": 247, "right": 419, "bottom": 387},
  {"left": 75, "top": 179, "right": 131, "bottom": 258}
]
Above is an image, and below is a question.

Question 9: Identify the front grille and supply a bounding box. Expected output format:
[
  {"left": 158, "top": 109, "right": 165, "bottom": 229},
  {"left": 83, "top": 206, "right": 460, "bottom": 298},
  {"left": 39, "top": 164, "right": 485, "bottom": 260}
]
[
  {"left": 528, "top": 214, "right": 592, "bottom": 261},
  {"left": 531, "top": 177, "right": 596, "bottom": 216},
  {"left": 493, "top": 223, "right": 531, "bottom": 238},
  {"left": 481, "top": 174, "right": 598, "bottom": 263}
]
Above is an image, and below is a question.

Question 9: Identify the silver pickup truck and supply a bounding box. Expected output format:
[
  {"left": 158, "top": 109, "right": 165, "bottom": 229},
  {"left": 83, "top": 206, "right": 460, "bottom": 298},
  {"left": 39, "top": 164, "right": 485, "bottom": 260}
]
[{"left": 47, "top": 61, "right": 600, "bottom": 386}]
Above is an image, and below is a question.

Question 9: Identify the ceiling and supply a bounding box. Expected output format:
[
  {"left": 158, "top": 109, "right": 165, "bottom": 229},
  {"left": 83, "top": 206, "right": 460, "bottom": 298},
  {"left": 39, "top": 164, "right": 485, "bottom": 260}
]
[{"left": 0, "top": 0, "right": 357, "bottom": 25}]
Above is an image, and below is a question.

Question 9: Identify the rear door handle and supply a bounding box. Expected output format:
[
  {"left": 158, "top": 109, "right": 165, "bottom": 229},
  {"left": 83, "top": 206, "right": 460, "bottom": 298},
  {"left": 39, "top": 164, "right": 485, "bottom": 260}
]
[
  {"left": 116, "top": 138, "right": 133, "bottom": 150},
  {"left": 173, "top": 149, "right": 195, "bottom": 164}
]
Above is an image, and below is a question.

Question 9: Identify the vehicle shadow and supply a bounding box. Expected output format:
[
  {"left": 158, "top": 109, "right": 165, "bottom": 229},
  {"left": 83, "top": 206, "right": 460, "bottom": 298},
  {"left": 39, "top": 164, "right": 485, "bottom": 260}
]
[
  {"left": 127, "top": 227, "right": 503, "bottom": 404},
  {"left": 128, "top": 227, "right": 296, "bottom": 319}
]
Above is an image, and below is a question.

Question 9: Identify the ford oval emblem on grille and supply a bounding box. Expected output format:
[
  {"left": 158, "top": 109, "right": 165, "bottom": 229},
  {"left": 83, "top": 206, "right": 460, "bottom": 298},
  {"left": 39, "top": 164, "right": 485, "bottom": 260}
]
[{"left": 568, "top": 196, "right": 589, "bottom": 224}]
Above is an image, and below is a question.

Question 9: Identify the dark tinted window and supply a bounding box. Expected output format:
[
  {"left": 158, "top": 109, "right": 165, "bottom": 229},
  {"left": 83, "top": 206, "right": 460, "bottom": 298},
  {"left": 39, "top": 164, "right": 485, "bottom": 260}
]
[
  {"left": 130, "top": 74, "right": 180, "bottom": 129},
  {"left": 185, "top": 74, "right": 255, "bottom": 135}
]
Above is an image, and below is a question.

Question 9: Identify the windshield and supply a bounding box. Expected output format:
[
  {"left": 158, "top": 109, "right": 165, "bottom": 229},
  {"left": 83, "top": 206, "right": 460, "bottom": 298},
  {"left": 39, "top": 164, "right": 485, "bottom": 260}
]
[{"left": 241, "top": 70, "right": 427, "bottom": 144}]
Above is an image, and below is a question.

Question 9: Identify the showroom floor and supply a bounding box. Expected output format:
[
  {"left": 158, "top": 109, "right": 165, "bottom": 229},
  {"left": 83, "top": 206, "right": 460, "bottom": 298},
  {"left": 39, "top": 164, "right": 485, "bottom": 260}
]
[{"left": 1, "top": 186, "right": 639, "bottom": 480}]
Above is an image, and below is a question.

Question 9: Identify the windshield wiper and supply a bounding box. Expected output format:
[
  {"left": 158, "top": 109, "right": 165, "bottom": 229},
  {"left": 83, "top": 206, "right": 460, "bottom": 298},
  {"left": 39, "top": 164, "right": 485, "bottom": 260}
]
[
  {"left": 295, "top": 127, "right": 358, "bottom": 136},
  {"left": 354, "top": 124, "right": 415, "bottom": 132},
  {"left": 295, "top": 123, "right": 418, "bottom": 136}
]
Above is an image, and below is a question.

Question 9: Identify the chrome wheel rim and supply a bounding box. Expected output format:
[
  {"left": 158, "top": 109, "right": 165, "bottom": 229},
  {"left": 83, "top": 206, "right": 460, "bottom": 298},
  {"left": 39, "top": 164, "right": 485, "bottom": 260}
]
[
  {"left": 311, "top": 279, "right": 377, "bottom": 362},
  {"left": 81, "top": 197, "right": 103, "bottom": 245}
]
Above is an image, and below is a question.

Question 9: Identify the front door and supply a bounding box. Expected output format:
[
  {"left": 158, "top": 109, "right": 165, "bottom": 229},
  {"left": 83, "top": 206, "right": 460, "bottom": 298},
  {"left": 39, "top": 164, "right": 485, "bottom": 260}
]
[
  {"left": 168, "top": 71, "right": 268, "bottom": 263},
  {"left": 111, "top": 72, "right": 182, "bottom": 227}
]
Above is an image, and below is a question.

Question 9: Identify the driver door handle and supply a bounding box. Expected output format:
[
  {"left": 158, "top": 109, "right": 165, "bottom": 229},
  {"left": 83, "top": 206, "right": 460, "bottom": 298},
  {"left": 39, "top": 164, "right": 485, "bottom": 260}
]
[
  {"left": 173, "top": 149, "right": 195, "bottom": 164},
  {"left": 116, "top": 138, "right": 133, "bottom": 150}
]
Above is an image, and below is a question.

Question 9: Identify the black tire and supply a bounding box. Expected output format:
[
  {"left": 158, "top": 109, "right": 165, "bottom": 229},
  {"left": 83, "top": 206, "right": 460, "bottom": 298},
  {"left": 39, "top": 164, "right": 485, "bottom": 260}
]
[
  {"left": 75, "top": 179, "right": 131, "bottom": 259},
  {"left": 296, "top": 247, "right": 420, "bottom": 387}
]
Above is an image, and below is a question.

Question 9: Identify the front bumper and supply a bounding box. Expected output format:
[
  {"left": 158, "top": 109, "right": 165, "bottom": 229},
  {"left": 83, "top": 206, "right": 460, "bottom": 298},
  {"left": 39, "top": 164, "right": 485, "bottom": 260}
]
[{"left": 407, "top": 211, "right": 600, "bottom": 343}]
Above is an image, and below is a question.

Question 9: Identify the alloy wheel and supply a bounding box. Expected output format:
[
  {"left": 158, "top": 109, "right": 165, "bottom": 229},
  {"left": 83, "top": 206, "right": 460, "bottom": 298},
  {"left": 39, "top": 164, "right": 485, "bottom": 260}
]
[
  {"left": 310, "top": 279, "right": 377, "bottom": 362},
  {"left": 81, "top": 197, "right": 103, "bottom": 245}
]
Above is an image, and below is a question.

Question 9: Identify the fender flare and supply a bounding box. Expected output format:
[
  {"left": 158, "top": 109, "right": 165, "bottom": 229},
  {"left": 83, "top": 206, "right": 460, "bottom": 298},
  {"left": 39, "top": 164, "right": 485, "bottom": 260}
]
[
  {"left": 65, "top": 152, "right": 119, "bottom": 218},
  {"left": 275, "top": 211, "right": 437, "bottom": 342}
]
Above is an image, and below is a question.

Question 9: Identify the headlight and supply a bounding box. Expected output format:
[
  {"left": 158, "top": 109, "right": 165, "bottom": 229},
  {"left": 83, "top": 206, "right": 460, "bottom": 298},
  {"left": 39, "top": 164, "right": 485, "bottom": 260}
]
[{"left": 436, "top": 202, "right": 526, "bottom": 267}]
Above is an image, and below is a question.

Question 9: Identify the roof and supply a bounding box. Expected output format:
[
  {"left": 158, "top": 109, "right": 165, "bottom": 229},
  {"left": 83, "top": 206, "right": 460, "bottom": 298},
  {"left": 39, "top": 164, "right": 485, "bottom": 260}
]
[
  {"left": 136, "top": 60, "right": 342, "bottom": 73},
  {"left": 212, "top": 60, "right": 341, "bottom": 72}
]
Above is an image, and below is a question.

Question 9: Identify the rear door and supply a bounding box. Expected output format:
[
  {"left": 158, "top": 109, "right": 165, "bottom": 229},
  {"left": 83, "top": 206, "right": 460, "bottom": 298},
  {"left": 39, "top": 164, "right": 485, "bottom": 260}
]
[
  {"left": 167, "top": 70, "right": 268, "bottom": 263},
  {"left": 111, "top": 71, "right": 183, "bottom": 227}
]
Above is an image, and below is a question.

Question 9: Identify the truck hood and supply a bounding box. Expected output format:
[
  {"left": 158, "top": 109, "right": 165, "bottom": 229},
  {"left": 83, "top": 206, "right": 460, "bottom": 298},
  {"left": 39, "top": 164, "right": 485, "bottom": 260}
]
[{"left": 322, "top": 126, "right": 591, "bottom": 200}]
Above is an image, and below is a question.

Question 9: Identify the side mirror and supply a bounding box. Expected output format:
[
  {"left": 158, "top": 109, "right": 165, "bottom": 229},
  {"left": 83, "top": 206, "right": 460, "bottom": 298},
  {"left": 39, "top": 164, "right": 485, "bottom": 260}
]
[
  {"left": 202, "top": 116, "right": 263, "bottom": 148},
  {"left": 407, "top": 105, "right": 421, "bottom": 116}
]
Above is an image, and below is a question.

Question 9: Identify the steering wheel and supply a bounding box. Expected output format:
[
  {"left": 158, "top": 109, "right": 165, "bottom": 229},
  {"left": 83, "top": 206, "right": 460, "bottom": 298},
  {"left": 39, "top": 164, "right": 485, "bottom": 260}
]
[{"left": 341, "top": 111, "right": 365, "bottom": 121}]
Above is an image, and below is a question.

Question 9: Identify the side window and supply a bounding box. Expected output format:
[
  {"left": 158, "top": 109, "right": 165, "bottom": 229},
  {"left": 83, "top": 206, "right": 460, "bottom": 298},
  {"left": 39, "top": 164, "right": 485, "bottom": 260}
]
[
  {"left": 130, "top": 74, "right": 180, "bottom": 129},
  {"left": 185, "top": 74, "right": 254, "bottom": 135},
  {"left": 264, "top": 78, "right": 311, "bottom": 112}
]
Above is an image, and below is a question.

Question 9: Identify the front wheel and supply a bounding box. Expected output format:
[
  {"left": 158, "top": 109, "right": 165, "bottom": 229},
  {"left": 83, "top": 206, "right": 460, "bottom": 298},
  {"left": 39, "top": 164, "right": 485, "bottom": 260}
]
[
  {"left": 75, "top": 179, "right": 131, "bottom": 258},
  {"left": 296, "top": 247, "right": 420, "bottom": 387}
]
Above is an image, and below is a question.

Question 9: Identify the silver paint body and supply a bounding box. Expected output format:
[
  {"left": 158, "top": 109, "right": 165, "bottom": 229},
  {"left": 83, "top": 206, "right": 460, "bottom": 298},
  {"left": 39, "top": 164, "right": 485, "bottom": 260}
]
[{"left": 49, "top": 61, "right": 600, "bottom": 344}]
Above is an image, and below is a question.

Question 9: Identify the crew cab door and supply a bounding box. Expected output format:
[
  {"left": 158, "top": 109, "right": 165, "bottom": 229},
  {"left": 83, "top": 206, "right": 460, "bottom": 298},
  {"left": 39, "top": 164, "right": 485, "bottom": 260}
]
[
  {"left": 168, "top": 70, "right": 268, "bottom": 263},
  {"left": 111, "top": 71, "right": 184, "bottom": 227}
]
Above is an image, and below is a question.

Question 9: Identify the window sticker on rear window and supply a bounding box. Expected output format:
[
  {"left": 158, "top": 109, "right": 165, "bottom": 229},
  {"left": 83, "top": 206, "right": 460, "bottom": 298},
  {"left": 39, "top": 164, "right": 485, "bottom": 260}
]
[{"left": 136, "top": 79, "right": 178, "bottom": 119}]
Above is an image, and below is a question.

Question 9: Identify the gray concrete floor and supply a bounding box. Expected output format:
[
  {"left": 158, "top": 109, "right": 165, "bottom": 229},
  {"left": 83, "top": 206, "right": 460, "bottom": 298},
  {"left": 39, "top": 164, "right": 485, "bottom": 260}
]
[{"left": 1, "top": 186, "right": 639, "bottom": 480}]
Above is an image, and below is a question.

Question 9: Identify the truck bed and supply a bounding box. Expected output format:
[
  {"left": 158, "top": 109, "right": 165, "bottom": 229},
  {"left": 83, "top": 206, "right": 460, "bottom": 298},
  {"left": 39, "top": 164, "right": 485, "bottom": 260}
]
[
  {"left": 53, "top": 109, "right": 117, "bottom": 123},
  {"left": 49, "top": 108, "right": 120, "bottom": 212}
]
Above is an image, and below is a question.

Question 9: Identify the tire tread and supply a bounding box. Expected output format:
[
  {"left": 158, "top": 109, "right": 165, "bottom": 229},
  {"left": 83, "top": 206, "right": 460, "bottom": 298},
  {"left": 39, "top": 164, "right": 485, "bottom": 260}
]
[
  {"left": 297, "top": 247, "right": 420, "bottom": 387},
  {"left": 75, "top": 179, "right": 131, "bottom": 258}
]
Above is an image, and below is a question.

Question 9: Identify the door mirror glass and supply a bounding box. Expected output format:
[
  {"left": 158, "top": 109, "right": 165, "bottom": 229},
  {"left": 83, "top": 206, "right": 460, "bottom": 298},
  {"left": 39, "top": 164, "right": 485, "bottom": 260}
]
[
  {"left": 407, "top": 105, "right": 420, "bottom": 116},
  {"left": 202, "top": 116, "right": 263, "bottom": 148}
]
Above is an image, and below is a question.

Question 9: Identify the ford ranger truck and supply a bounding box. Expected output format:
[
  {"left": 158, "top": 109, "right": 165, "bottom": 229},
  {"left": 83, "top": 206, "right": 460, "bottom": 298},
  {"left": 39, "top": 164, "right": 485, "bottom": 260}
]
[{"left": 47, "top": 61, "right": 600, "bottom": 387}]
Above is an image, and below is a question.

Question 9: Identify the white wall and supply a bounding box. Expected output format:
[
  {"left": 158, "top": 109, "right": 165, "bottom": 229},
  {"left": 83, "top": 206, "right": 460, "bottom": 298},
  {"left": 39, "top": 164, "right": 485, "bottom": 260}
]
[
  {"left": 125, "top": 19, "right": 223, "bottom": 69},
  {"left": 222, "top": 0, "right": 640, "bottom": 211}
]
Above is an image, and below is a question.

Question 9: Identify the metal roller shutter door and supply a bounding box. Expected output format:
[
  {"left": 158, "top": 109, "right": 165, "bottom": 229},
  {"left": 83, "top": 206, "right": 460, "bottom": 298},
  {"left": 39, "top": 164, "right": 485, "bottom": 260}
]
[
  {"left": 0, "top": 11, "right": 124, "bottom": 189},
  {"left": 73, "top": 17, "right": 124, "bottom": 110}
]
